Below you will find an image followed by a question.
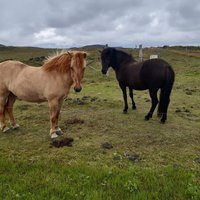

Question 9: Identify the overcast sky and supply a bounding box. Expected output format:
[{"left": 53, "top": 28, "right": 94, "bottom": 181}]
[{"left": 0, "top": 0, "right": 200, "bottom": 48}]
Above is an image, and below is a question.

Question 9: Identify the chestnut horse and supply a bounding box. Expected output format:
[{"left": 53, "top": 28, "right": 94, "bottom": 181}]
[
  {"left": 100, "top": 47, "right": 175, "bottom": 123},
  {"left": 0, "top": 51, "right": 87, "bottom": 138}
]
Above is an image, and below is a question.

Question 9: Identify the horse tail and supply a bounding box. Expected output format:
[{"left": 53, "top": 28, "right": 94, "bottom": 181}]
[{"left": 158, "top": 65, "right": 175, "bottom": 120}]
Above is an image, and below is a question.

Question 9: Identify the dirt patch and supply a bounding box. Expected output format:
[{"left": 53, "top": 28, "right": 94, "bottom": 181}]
[
  {"left": 65, "top": 96, "right": 100, "bottom": 105},
  {"left": 50, "top": 137, "right": 74, "bottom": 148},
  {"left": 65, "top": 118, "right": 85, "bottom": 125},
  {"left": 175, "top": 107, "right": 190, "bottom": 113},
  {"left": 175, "top": 107, "right": 199, "bottom": 121}
]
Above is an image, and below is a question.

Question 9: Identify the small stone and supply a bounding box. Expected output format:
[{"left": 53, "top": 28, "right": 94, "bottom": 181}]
[
  {"left": 186, "top": 91, "right": 192, "bottom": 95},
  {"left": 124, "top": 152, "right": 141, "bottom": 162},
  {"left": 175, "top": 108, "right": 181, "bottom": 113},
  {"left": 194, "top": 157, "right": 200, "bottom": 163},
  {"left": 101, "top": 142, "right": 113, "bottom": 149}
]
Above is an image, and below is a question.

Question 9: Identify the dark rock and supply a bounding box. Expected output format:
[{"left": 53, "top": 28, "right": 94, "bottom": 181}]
[
  {"left": 175, "top": 108, "right": 181, "bottom": 113},
  {"left": 194, "top": 157, "right": 200, "bottom": 163},
  {"left": 101, "top": 142, "right": 113, "bottom": 149},
  {"left": 124, "top": 152, "right": 141, "bottom": 162},
  {"left": 186, "top": 91, "right": 192, "bottom": 95},
  {"left": 90, "top": 97, "right": 98, "bottom": 102}
]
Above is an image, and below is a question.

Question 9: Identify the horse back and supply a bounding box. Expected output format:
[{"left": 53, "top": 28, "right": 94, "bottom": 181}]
[
  {"left": 0, "top": 60, "right": 27, "bottom": 84},
  {"left": 117, "top": 58, "right": 173, "bottom": 90},
  {"left": 140, "top": 58, "right": 173, "bottom": 88},
  {"left": 0, "top": 60, "right": 27, "bottom": 75}
]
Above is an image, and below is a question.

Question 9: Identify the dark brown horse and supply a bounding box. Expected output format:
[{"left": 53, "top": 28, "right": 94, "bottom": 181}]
[{"left": 100, "top": 47, "right": 175, "bottom": 123}]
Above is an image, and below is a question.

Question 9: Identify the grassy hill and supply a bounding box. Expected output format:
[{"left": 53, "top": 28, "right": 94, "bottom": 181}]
[{"left": 0, "top": 46, "right": 199, "bottom": 199}]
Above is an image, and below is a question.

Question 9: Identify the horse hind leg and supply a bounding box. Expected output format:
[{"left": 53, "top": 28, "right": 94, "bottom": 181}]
[
  {"left": 0, "top": 92, "right": 10, "bottom": 132},
  {"left": 159, "top": 87, "right": 171, "bottom": 124},
  {"left": 157, "top": 91, "right": 162, "bottom": 118},
  {"left": 5, "top": 93, "right": 19, "bottom": 129},
  {"left": 129, "top": 88, "right": 136, "bottom": 110},
  {"left": 145, "top": 89, "right": 159, "bottom": 121}
]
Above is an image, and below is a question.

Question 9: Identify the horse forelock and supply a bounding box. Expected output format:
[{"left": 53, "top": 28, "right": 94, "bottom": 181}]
[
  {"left": 71, "top": 51, "right": 87, "bottom": 70},
  {"left": 42, "top": 51, "right": 72, "bottom": 73}
]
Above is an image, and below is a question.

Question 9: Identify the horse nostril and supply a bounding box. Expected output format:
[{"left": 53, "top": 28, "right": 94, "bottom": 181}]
[{"left": 74, "top": 87, "right": 82, "bottom": 92}]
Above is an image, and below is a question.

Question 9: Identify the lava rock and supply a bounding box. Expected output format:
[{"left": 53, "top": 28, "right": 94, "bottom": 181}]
[
  {"left": 194, "top": 157, "right": 200, "bottom": 163},
  {"left": 101, "top": 142, "right": 113, "bottom": 149},
  {"left": 124, "top": 152, "right": 141, "bottom": 162}
]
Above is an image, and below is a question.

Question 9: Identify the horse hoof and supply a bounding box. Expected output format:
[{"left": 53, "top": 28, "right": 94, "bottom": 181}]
[
  {"left": 132, "top": 106, "right": 137, "bottom": 110},
  {"left": 160, "top": 120, "right": 166, "bottom": 124},
  {"left": 12, "top": 124, "right": 20, "bottom": 129},
  {"left": 144, "top": 116, "right": 150, "bottom": 121},
  {"left": 123, "top": 110, "right": 128, "bottom": 114},
  {"left": 2, "top": 127, "right": 10, "bottom": 133},
  {"left": 51, "top": 133, "right": 59, "bottom": 139},
  {"left": 56, "top": 129, "right": 63, "bottom": 136}
]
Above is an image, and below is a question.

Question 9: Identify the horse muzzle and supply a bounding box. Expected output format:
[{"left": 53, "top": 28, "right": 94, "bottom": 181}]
[{"left": 74, "top": 87, "right": 82, "bottom": 93}]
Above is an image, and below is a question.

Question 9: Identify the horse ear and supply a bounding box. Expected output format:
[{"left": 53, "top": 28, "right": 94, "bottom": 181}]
[
  {"left": 83, "top": 52, "right": 87, "bottom": 58},
  {"left": 67, "top": 51, "right": 73, "bottom": 58}
]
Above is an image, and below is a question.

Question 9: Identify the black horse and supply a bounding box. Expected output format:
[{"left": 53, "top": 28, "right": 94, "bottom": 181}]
[{"left": 100, "top": 47, "right": 175, "bottom": 123}]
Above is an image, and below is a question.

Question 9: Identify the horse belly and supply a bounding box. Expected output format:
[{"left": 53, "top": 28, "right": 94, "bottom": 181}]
[
  {"left": 12, "top": 89, "right": 46, "bottom": 102},
  {"left": 128, "top": 78, "right": 147, "bottom": 90},
  {"left": 9, "top": 80, "right": 46, "bottom": 102}
]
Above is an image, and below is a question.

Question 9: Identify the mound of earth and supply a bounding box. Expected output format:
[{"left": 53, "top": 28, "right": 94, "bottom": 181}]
[{"left": 50, "top": 137, "right": 74, "bottom": 148}]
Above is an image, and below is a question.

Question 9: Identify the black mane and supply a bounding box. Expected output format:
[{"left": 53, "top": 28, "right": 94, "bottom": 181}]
[{"left": 114, "top": 48, "right": 136, "bottom": 63}]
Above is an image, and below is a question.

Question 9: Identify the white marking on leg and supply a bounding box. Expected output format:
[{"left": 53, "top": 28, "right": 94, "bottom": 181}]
[
  {"left": 2, "top": 127, "right": 10, "bottom": 132},
  {"left": 12, "top": 124, "right": 20, "bottom": 129}
]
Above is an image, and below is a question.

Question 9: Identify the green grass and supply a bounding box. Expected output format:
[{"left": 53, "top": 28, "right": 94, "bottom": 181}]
[
  {"left": 0, "top": 46, "right": 200, "bottom": 199},
  {"left": 0, "top": 156, "right": 199, "bottom": 200}
]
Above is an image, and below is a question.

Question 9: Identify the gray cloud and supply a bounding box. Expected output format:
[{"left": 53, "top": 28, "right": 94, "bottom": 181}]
[{"left": 0, "top": 0, "right": 200, "bottom": 47}]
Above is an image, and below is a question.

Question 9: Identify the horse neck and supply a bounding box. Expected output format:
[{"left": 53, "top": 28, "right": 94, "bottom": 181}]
[
  {"left": 111, "top": 51, "right": 135, "bottom": 72},
  {"left": 49, "top": 69, "right": 73, "bottom": 88}
]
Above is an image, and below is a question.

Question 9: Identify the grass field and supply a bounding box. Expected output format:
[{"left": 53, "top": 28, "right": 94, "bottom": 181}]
[{"left": 0, "top": 46, "right": 200, "bottom": 199}]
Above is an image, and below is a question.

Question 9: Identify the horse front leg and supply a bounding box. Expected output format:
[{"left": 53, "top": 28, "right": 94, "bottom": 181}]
[
  {"left": 48, "top": 98, "right": 64, "bottom": 139},
  {"left": 145, "top": 89, "right": 159, "bottom": 121},
  {"left": 119, "top": 83, "right": 128, "bottom": 114},
  {"left": 129, "top": 88, "right": 136, "bottom": 110}
]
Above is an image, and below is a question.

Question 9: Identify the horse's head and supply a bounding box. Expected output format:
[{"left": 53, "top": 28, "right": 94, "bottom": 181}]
[
  {"left": 70, "top": 51, "right": 87, "bottom": 92},
  {"left": 100, "top": 47, "right": 115, "bottom": 75}
]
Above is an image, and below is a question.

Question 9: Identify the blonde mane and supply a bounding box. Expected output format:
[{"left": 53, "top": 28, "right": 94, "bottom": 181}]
[{"left": 42, "top": 51, "right": 72, "bottom": 73}]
